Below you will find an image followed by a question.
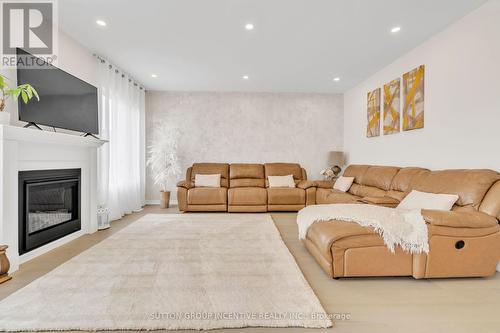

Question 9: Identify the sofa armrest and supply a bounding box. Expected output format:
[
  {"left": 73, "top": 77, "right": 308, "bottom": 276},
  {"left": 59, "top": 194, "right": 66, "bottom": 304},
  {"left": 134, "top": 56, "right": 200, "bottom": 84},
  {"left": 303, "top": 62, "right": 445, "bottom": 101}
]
[
  {"left": 177, "top": 180, "right": 194, "bottom": 189},
  {"left": 421, "top": 209, "right": 499, "bottom": 228},
  {"left": 358, "top": 196, "right": 400, "bottom": 208},
  {"left": 297, "top": 180, "right": 315, "bottom": 189},
  {"left": 314, "top": 180, "right": 334, "bottom": 189}
]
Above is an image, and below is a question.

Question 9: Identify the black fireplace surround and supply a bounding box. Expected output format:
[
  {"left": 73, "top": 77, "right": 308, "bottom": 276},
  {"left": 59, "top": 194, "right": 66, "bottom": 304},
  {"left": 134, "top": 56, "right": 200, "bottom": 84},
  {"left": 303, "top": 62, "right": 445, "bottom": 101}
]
[{"left": 18, "top": 169, "right": 81, "bottom": 255}]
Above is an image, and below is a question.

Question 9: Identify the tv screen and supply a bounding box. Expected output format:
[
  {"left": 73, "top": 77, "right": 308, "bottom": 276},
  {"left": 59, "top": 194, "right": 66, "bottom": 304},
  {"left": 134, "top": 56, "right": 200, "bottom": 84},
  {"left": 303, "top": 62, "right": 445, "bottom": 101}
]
[{"left": 16, "top": 49, "right": 99, "bottom": 134}]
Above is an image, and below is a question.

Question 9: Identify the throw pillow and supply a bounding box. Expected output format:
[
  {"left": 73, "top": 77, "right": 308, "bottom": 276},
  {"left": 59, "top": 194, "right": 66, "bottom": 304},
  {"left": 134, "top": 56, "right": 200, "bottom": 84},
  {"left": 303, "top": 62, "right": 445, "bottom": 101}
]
[
  {"left": 333, "top": 176, "right": 355, "bottom": 192},
  {"left": 397, "top": 190, "right": 459, "bottom": 211},
  {"left": 194, "top": 174, "right": 221, "bottom": 188},
  {"left": 268, "top": 175, "right": 296, "bottom": 188}
]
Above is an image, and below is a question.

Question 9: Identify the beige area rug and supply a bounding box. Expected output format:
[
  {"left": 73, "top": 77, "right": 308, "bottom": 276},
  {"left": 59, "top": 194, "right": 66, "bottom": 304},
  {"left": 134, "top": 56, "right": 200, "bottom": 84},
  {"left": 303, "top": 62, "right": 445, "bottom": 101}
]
[{"left": 0, "top": 214, "right": 332, "bottom": 331}]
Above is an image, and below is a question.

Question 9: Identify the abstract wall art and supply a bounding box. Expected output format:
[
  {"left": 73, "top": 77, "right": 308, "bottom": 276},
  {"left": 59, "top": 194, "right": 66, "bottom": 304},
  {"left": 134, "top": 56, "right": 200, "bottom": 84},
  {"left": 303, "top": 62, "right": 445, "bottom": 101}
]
[
  {"left": 383, "top": 78, "right": 400, "bottom": 135},
  {"left": 367, "top": 88, "right": 381, "bottom": 137},
  {"left": 402, "top": 65, "right": 425, "bottom": 131}
]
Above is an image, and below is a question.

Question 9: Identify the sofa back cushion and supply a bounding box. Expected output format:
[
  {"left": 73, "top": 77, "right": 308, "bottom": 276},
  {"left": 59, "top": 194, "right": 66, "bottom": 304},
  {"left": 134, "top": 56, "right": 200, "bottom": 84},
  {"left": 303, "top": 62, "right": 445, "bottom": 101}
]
[
  {"left": 387, "top": 167, "right": 430, "bottom": 200},
  {"left": 264, "top": 163, "right": 304, "bottom": 180},
  {"left": 362, "top": 166, "right": 400, "bottom": 190},
  {"left": 343, "top": 165, "right": 370, "bottom": 184},
  {"left": 191, "top": 163, "right": 230, "bottom": 188},
  {"left": 412, "top": 169, "right": 500, "bottom": 208},
  {"left": 229, "top": 164, "right": 265, "bottom": 188},
  {"left": 479, "top": 180, "right": 500, "bottom": 220},
  {"left": 343, "top": 165, "right": 398, "bottom": 198}
]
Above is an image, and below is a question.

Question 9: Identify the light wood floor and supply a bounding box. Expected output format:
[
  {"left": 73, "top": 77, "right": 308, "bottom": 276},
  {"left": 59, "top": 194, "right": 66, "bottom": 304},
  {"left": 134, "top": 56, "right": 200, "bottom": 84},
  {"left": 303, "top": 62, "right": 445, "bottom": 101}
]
[{"left": 1, "top": 206, "right": 499, "bottom": 333}]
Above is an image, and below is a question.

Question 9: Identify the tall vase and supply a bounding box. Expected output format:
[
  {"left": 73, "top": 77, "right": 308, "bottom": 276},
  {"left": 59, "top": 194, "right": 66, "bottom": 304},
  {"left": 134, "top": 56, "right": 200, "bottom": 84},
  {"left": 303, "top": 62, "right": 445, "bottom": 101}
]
[
  {"left": 0, "top": 245, "right": 11, "bottom": 284},
  {"left": 160, "top": 191, "right": 170, "bottom": 208}
]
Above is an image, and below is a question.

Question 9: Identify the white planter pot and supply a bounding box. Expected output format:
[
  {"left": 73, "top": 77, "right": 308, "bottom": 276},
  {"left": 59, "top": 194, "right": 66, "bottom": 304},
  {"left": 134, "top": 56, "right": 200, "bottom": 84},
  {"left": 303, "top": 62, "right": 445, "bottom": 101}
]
[{"left": 0, "top": 112, "right": 11, "bottom": 125}]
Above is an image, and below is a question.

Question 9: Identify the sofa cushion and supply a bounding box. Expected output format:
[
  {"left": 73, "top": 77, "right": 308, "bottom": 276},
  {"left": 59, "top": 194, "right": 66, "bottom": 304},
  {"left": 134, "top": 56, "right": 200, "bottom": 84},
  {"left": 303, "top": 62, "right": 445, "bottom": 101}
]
[
  {"left": 230, "top": 163, "right": 264, "bottom": 179},
  {"left": 362, "top": 166, "right": 400, "bottom": 191},
  {"left": 391, "top": 167, "right": 430, "bottom": 192},
  {"left": 343, "top": 165, "right": 370, "bottom": 184},
  {"left": 191, "top": 163, "right": 229, "bottom": 188},
  {"left": 397, "top": 190, "right": 458, "bottom": 211},
  {"left": 264, "top": 163, "right": 303, "bottom": 180},
  {"left": 422, "top": 210, "right": 499, "bottom": 228},
  {"left": 267, "top": 188, "right": 305, "bottom": 205},
  {"left": 348, "top": 183, "right": 386, "bottom": 198},
  {"left": 333, "top": 176, "right": 354, "bottom": 192},
  {"left": 315, "top": 188, "right": 360, "bottom": 204},
  {"left": 187, "top": 188, "right": 227, "bottom": 205},
  {"left": 194, "top": 174, "right": 221, "bottom": 188},
  {"left": 228, "top": 187, "right": 267, "bottom": 206},
  {"left": 306, "top": 220, "right": 382, "bottom": 259},
  {"left": 479, "top": 180, "right": 500, "bottom": 220},
  {"left": 412, "top": 169, "right": 500, "bottom": 208},
  {"left": 229, "top": 164, "right": 265, "bottom": 188},
  {"left": 268, "top": 175, "right": 296, "bottom": 188}
]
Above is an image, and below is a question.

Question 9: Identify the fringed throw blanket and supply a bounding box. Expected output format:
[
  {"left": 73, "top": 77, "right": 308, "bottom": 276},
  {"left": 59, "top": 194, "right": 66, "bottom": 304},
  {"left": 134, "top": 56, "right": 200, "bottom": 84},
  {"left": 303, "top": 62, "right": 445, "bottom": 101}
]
[{"left": 297, "top": 204, "right": 429, "bottom": 254}]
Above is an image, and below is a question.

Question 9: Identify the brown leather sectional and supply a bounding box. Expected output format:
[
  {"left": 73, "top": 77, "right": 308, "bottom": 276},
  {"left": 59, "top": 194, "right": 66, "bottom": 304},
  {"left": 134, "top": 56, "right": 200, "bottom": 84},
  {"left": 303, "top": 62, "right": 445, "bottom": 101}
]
[
  {"left": 308, "top": 164, "right": 500, "bottom": 279},
  {"left": 177, "top": 163, "right": 316, "bottom": 212}
]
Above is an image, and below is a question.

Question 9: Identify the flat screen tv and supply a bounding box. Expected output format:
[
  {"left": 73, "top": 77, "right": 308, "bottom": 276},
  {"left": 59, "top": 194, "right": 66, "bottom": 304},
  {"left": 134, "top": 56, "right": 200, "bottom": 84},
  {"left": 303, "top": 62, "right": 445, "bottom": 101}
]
[{"left": 16, "top": 48, "right": 99, "bottom": 134}]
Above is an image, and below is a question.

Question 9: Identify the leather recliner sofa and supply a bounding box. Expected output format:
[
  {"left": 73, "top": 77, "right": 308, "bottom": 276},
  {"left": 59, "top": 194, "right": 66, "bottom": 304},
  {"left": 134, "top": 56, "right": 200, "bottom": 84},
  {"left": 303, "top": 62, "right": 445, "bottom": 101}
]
[
  {"left": 306, "top": 164, "right": 500, "bottom": 279},
  {"left": 177, "top": 163, "right": 316, "bottom": 212}
]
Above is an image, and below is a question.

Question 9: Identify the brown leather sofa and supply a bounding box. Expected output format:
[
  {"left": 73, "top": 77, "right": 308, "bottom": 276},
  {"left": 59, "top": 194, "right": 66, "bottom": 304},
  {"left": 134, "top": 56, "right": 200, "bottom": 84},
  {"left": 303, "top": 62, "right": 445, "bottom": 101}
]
[
  {"left": 177, "top": 163, "right": 316, "bottom": 212},
  {"left": 306, "top": 164, "right": 500, "bottom": 279}
]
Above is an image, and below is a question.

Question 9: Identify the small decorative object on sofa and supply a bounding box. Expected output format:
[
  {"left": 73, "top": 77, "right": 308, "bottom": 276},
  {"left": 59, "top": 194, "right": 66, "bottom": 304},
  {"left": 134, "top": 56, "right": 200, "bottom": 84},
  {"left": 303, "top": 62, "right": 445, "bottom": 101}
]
[
  {"left": 0, "top": 74, "right": 39, "bottom": 125},
  {"left": 333, "top": 176, "right": 354, "bottom": 192},
  {"left": 0, "top": 245, "right": 11, "bottom": 284},
  {"left": 194, "top": 174, "right": 221, "bottom": 188},
  {"left": 268, "top": 175, "right": 295, "bottom": 188},
  {"left": 147, "top": 120, "right": 181, "bottom": 209},
  {"left": 397, "top": 190, "right": 458, "bottom": 211},
  {"left": 320, "top": 151, "right": 344, "bottom": 180}
]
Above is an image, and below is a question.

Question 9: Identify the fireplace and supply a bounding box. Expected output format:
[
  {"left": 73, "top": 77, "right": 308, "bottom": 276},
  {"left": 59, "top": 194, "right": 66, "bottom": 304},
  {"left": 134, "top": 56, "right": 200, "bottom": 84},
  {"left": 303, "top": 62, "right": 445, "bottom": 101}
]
[{"left": 18, "top": 169, "right": 81, "bottom": 255}]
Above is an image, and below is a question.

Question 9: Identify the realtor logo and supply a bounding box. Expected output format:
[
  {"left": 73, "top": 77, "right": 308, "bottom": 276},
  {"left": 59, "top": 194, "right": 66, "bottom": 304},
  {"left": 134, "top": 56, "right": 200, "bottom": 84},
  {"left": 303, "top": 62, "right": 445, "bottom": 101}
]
[{"left": 1, "top": 0, "right": 58, "bottom": 68}]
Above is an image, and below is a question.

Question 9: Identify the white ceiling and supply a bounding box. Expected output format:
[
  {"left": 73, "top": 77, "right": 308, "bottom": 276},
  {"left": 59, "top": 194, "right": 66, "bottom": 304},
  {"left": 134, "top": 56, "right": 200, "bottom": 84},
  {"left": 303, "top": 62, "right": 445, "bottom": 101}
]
[{"left": 59, "top": 0, "right": 487, "bottom": 93}]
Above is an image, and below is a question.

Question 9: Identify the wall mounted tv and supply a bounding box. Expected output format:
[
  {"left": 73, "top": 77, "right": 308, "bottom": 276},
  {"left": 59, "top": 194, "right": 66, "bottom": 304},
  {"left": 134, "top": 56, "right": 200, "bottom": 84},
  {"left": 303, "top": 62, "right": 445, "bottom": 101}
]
[{"left": 16, "top": 48, "right": 99, "bottom": 134}]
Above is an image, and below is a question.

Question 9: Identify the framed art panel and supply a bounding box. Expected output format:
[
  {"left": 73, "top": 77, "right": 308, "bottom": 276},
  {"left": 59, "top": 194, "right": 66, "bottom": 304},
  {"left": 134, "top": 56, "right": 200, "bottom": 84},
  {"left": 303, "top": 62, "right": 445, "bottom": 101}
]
[
  {"left": 383, "top": 78, "right": 400, "bottom": 135},
  {"left": 367, "top": 88, "right": 381, "bottom": 137},
  {"left": 402, "top": 65, "right": 425, "bottom": 131}
]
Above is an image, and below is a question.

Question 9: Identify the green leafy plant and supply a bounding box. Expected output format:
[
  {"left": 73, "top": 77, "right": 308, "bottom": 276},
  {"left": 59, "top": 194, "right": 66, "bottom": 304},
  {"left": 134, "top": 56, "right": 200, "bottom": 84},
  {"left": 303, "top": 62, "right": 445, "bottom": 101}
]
[{"left": 0, "top": 74, "right": 39, "bottom": 112}]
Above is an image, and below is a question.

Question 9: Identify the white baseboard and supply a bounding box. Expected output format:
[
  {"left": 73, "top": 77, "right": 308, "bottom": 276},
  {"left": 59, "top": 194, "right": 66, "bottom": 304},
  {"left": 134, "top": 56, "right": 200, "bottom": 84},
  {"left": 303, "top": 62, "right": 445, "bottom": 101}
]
[{"left": 145, "top": 200, "right": 178, "bottom": 206}]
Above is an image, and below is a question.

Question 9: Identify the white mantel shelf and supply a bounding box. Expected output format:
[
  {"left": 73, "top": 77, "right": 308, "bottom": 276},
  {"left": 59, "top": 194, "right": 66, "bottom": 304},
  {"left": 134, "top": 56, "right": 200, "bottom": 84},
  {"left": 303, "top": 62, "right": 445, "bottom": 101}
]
[
  {"left": 0, "top": 125, "right": 107, "bottom": 147},
  {"left": 0, "top": 124, "right": 106, "bottom": 273}
]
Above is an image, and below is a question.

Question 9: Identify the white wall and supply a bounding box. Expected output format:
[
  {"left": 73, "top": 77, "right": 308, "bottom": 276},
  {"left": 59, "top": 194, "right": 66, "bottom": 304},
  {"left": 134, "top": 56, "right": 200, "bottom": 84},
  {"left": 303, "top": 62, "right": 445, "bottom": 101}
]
[
  {"left": 344, "top": 1, "right": 500, "bottom": 171},
  {"left": 146, "top": 91, "right": 343, "bottom": 202},
  {"left": 1, "top": 29, "right": 97, "bottom": 131}
]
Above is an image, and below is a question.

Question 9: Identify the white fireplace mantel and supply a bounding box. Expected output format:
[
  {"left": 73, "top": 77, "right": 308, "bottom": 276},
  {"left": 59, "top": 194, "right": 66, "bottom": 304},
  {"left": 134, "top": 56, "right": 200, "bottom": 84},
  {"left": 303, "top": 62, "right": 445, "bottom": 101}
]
[{"left": 0, "top": 125, "right": 107, "bottom": 272}]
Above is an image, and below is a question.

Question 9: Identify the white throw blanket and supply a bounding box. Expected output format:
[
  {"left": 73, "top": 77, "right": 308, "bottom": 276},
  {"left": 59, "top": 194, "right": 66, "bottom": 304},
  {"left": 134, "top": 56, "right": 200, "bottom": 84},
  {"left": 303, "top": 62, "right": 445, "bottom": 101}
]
[{"left": 297, "top": 204, "right": 429, "bottom": 254}]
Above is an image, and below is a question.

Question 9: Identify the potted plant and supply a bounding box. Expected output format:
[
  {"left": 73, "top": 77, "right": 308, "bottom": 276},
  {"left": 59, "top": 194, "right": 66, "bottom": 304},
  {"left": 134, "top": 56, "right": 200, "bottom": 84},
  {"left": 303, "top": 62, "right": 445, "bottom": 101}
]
[
  {"left": 147, "top": 120, "right": 181, "bottom": 208},
  {"left": 0, "top": 74, "right": 39, "bottom": 125}
]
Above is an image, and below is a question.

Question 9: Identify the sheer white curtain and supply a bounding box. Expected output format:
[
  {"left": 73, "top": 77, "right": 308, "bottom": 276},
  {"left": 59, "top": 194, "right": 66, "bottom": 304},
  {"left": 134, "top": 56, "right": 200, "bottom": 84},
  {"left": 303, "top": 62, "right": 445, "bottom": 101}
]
[{"left": 97, "top": 58, "right": 145, "bottom": 221}]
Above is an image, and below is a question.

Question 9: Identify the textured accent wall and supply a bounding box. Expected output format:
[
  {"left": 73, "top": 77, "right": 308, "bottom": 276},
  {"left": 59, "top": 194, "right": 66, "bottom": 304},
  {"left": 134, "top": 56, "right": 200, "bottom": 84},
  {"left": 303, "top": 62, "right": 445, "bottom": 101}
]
[{"left": 146, "top": 91, "right": 343, "bottom": 202}]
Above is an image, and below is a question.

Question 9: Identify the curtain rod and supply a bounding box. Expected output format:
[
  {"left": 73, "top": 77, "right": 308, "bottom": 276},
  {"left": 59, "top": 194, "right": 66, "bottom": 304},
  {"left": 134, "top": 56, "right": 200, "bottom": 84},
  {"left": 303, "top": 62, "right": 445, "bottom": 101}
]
[{"left": 93, "top": 54, "right": 146, "bottom": 91}]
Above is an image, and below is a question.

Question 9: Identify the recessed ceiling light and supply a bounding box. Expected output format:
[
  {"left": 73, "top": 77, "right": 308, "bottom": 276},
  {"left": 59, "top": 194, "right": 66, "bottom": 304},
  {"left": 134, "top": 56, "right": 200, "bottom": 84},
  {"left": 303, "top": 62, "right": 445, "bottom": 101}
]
[
  {"left": 242, "top": 75, "right": 249, "bottom": 80},
  {"left": 151, "top": 74, "right": 158, "bottom": 78},
  {"left": 391, "top": 26, "right": 401, "bottom": 33},
  {"left": 245, "top": 23, "right": 254, "bottom": 31},
  {"left": 333, "top": 77, "right": 340, "bottom": 82},
  {"left": 96, "top": 20, "right": 107, "bottom": 27}
]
